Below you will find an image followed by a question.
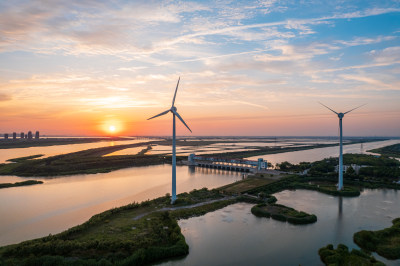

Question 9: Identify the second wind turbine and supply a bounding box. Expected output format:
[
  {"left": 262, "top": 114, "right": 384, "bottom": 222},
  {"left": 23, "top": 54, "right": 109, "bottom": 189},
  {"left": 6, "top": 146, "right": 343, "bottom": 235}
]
[
  {"left": 320, "top": 102, "right": 365, "bottom": 191},
  {"left": 148, "top": 77, "right": 192, "bottom": 204}
]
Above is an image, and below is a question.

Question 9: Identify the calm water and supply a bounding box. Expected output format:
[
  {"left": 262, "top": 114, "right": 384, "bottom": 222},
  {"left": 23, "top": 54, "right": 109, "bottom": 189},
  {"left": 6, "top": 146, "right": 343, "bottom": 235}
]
[
  {"left": 247, "top": 139, "right": 400, "bottom": 166},
  {"left": 0, "top": 139, "right": 151, "bottom": 163},
  {"left": 163, "top": 189, "right": 400, "bottom": 266},
  {"left": 0, "top": 165, "right": 242, "bottom": 246}
]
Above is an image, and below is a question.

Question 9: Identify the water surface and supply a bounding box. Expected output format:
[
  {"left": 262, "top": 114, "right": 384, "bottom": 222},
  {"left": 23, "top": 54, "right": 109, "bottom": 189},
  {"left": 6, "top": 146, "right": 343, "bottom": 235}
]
[
  {"left": 163, "top": 189, "right": 399, "bottom": 266},
  {"left": 0, "top": 165, "right": 242, "bottom": 246}
]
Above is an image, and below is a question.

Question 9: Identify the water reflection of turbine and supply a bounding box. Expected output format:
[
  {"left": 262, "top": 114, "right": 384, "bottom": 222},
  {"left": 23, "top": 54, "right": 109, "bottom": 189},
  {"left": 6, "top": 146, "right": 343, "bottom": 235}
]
[
  {"left": 334, "top": 196, "right": 344, "bottom": 242},
  {"left": 188, "top": 165, "right": 195, "bottom": 176},
  {"left": 338, "top": 196, "right": 343, "bottom": 218}
]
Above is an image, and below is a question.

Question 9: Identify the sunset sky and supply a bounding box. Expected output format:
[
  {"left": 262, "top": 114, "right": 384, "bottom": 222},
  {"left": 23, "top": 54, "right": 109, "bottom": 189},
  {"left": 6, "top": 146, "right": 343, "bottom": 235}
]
[{"left": 1, "top": 0, "right": 399, "bottom": 136}]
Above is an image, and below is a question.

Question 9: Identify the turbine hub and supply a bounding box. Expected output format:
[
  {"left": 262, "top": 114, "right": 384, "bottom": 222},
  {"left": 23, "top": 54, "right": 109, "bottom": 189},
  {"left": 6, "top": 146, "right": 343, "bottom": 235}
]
[
  {"left": 172, "top": 106, "right": 177, "bottom": 112},
  {"left": 338, "top": 113, "right": 344, "bottom": 119}
]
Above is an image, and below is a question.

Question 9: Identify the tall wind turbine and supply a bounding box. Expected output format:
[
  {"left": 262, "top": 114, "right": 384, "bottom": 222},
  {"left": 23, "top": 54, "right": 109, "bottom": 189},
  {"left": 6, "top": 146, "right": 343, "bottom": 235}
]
[
  {"left": 319, "top": 102, "right": 365, "bottom": 191},
  {"left": 148, "top": 77, "right": 192, "bottom": 204}
]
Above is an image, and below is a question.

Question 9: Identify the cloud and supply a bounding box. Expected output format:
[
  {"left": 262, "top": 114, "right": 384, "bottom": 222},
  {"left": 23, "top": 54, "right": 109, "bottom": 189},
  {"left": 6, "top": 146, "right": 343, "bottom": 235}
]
[{"left": 0, "top": 93, "right": 12, "bottom": 101}]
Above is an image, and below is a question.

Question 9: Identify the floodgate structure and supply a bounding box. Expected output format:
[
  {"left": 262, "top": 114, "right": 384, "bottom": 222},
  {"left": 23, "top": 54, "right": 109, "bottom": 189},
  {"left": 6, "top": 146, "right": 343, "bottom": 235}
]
[{"left": 187, "top": 153, "right": 268, "bottom": 173}]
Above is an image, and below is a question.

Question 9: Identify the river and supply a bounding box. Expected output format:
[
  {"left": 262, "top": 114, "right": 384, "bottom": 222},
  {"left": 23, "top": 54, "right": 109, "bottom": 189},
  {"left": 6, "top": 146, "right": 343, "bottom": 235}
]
[
  {"left": 247, "top": 139, "right": 400, "bottom": 165},
  {"left": 0, "top": 165, "right": 242, "bottom": 246}
]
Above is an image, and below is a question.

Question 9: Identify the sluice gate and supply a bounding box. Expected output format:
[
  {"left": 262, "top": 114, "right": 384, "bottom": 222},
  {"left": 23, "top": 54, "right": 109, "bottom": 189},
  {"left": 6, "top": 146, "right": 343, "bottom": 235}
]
[{"left": 187, "top": 154, "right": 268, "bottom": 173}]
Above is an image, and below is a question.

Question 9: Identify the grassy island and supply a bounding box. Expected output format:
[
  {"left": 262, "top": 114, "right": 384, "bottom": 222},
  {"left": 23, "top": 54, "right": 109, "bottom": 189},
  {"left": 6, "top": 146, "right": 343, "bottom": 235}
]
[
  {"left": 353, "top": 218, "right": 400, "bottom": 260},
  {"left": 251, "top": 203, "right": 317, "bottom": 224},
  {"left": 319, "top": 244, "right": 384, "bottom": 266},
  {"left": 0, "top": 180, "right": 43, "bottom": 189}
]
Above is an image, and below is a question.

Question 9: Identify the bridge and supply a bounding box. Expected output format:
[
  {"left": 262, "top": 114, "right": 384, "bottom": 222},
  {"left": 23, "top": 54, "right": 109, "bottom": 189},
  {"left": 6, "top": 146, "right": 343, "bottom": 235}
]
[{"left": 187, "top": 154, "right": 268, "bottom": 173}]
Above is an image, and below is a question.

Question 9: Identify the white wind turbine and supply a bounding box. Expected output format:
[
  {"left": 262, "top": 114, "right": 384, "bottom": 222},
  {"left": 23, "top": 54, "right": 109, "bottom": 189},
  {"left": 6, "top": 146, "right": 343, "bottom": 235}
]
[
  {"left": 148, "top": 77, "right": 192, "bottom": 204},
  {"left": 319, "top": 102, "right": 365, "bottom": 191}
]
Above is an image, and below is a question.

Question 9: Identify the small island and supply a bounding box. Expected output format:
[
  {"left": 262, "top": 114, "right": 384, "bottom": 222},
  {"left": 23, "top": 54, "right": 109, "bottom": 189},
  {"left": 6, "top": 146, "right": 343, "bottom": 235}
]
[
  {"left": 319, "top": 244, "right": 384, "bottom": 266},
  {"left": 353, "top": 217, "right": 400, "bottom": 260},
  {"left": 251, "top": 203, "right": 317, "bottom": 224}
]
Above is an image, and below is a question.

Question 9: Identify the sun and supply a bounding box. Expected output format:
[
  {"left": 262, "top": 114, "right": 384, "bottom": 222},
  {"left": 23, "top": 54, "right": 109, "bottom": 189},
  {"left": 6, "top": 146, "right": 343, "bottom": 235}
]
[{"left": 108, "top": 125, "right": 116, "bottom": 133}]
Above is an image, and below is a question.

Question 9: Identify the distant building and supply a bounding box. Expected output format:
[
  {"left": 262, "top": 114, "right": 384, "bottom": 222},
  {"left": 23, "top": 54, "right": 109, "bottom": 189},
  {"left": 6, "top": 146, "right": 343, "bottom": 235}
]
[
  {"left": 27, "top": 131, "right": 33, "bottom": 139},
  {"left": 20, "top": 132, "right": 24, "bottom": 139},
  {"left": 35, "top": 131, "right": 39, "bottom": 139},
  {"left": 12, "top": 132, "right": 16, "bottom": 140},
  {"left": 4, "top": 133, "right": 8, "bottom": 140},
  {"left": 335, "top": 164, "right": 365, "bottom": 175}
]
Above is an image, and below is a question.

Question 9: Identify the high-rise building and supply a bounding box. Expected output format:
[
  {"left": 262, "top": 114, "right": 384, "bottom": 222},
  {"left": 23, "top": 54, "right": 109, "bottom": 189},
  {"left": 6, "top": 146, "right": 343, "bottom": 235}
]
[
  {"left": 20, "top": 132, "right": 24, "bottom": 139},
  {"left": 4, "top": 133, "right": 9, "bottom": 140},
  {"left": 12, "top": 132, "right": 16, "bottom": 140},
  {"left": 27, "top": 131, "right": 33, "bottom": 139},
  {"left": 35, "top": 131, "right": 39, "bottom": 139}
]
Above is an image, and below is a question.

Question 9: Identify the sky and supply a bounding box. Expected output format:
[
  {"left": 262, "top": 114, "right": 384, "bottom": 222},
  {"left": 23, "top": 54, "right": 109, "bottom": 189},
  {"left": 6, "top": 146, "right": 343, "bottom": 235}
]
[{"left": 0, "top": 0, "right": 399, "bottom": 137}]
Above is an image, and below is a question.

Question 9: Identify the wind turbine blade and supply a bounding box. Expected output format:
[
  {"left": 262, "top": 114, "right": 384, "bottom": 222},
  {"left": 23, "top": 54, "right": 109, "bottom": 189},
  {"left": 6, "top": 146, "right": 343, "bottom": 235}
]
[
  {"left": 344, "top": 103, "right": 366, "bottom": 115},
  {"left": 319, "top": 102, "right": 338, "bottom": 115},
  {"left": 147, "top": 109, "right": 170, "bottom": 120},
  {"left": 171, "top": 77, "right": 180, "bottom": 107},
  {"left": 172, "top": 109, "right": 192, "bottom": 133}
]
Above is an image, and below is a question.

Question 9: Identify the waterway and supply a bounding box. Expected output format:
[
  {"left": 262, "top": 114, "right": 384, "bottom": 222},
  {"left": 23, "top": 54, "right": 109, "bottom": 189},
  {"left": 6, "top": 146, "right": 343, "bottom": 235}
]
[
  {"left": 0, "top": 165, "right": 242, "bottom": 246},
  {"left": 247, "top": 139, "right": 400, "bottom": 166},
  {"left": 163, "top": 189, "right": 399, "bottom": 266}
]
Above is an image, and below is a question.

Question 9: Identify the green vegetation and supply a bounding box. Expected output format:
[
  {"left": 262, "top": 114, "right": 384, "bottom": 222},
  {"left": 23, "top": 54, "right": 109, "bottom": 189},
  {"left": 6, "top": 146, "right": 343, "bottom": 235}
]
[
  {"left": 306, "top": 154, "right": 400, "bottom": 183},
  {"left": 218, "top": 177, "right": 278, "bottom": 194},
  {"left": 354, "top": 218, "right": 400, "bottom": 260},
  {"left": 245, "top": 176, "right": 361, "bottom": 197},
  {"left": 319, "top": 244, "right": 384, "bottom": 266},
  {"left": 251, "top": 203, "right": 317, "bottom": 224},
  {"left": 6, "top": 154, "right": 44, "bottom": 162},
  {"left": 0, "top": 188, "right": 229, "bottom": 265},
  {"left": 0, "top": 180, "right": 43, "bottom": 189},
  {"left": 369, "top": 143, "right": 400, "bottom": 158}
]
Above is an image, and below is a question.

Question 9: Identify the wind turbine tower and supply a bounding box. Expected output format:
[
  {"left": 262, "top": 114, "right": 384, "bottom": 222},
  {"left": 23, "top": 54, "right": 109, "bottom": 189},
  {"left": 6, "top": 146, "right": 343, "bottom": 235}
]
[
  {"left": 148, "top": 77, "right": 192, "bottom": 204},
  {"left": 319, "top": 102, "right": 365, "bottom": 191}
]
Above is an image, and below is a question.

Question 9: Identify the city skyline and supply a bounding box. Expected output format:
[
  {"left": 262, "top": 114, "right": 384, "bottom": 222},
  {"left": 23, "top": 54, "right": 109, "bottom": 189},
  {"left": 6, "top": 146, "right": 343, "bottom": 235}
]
[{"left": 1, "top": 1, "right": 399, "bottom": 136}]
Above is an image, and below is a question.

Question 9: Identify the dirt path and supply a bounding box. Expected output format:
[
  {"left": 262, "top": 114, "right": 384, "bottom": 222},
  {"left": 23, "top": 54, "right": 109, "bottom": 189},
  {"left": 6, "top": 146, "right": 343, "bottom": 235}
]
[{"left": 132, "top": 197, "right": 235, "bottom": 221}]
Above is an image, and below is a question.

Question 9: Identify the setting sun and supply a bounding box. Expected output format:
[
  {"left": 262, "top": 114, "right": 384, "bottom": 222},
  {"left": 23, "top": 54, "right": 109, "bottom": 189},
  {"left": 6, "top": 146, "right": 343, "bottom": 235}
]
[{"left": 109, "top": 125, "right": 116, "bottom": 132}]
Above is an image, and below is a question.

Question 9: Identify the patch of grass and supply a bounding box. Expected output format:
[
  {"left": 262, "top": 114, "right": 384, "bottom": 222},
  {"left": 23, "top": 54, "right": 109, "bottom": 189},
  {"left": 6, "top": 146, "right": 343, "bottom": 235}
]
[
  {"left": 319, "top": 244, "right": 384, "bottom": 266},
  {"left": 219, "top": 177, "right": 277, "bottom": 194},
  {"left": 251, "top": 203, "right": 317, "bottom": 224},
  {"left": 354, "top": 218, "right": 400, "bottom": 260}
]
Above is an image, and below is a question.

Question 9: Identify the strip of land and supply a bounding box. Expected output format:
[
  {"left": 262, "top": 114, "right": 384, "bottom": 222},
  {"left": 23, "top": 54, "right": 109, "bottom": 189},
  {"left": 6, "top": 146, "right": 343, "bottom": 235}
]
[{"left": 0, "top": 180, "right": 43, "bottom": 189}]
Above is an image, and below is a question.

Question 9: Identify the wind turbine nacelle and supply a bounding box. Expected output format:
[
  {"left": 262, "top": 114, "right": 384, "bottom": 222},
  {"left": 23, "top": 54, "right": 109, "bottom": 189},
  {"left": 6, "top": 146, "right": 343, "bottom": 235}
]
[
  {"left": 338, "top": 113, "right": 344, "bottom": 119},
  {"left": 172, "top": 106, "right": 177, "bottom": 112}
]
